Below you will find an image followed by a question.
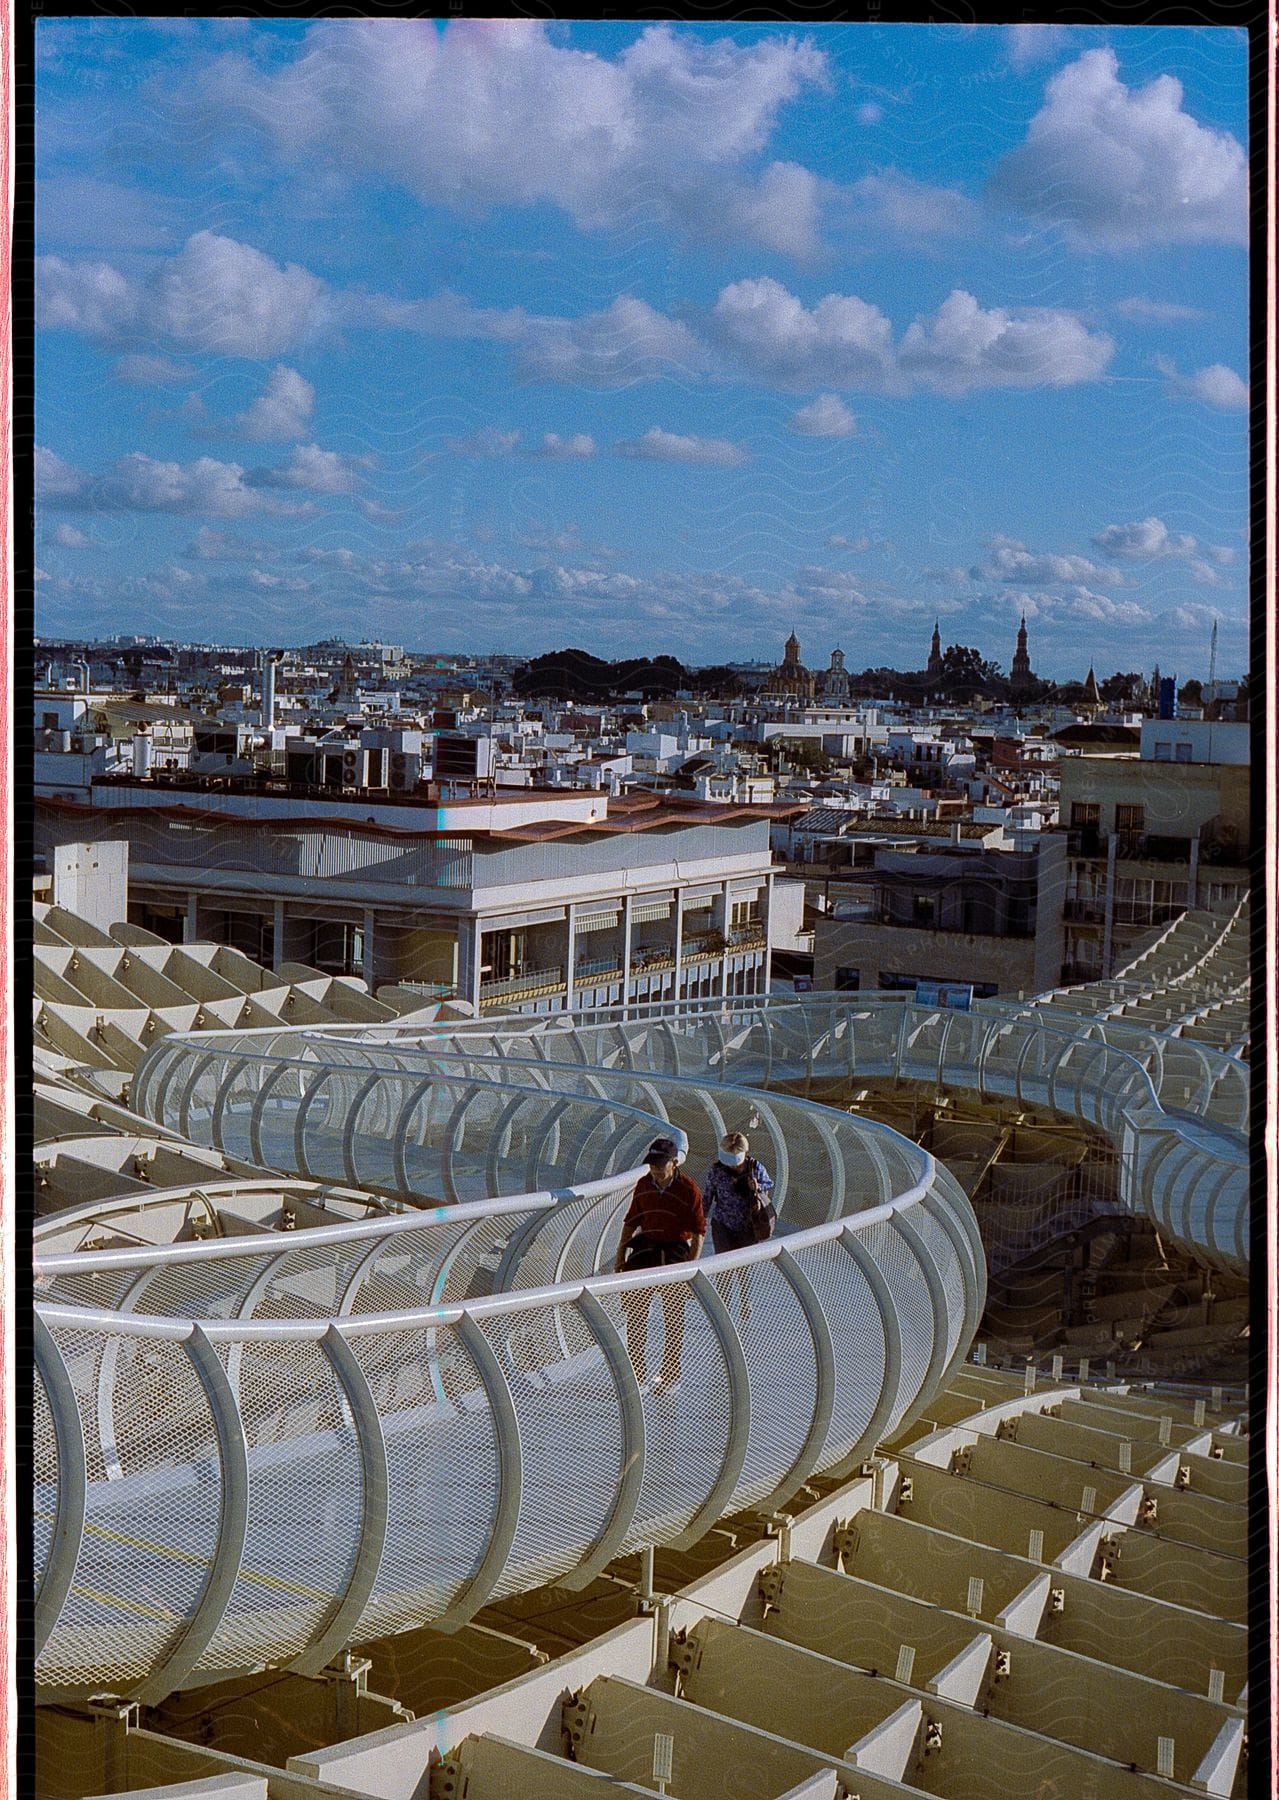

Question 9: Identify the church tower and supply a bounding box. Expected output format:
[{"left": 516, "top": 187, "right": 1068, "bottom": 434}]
[
  {"left": 1010, "top": 613, "right": 1033, "bottom": 695},
  {"left": 926, "top": 621, "right": 943, "bottom": 679}
]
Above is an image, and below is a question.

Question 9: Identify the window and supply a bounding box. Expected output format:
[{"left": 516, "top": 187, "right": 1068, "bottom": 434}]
[
  {"left": 1175, "top": 742, "right": 1192, "bottom": 762},
  {"left": 1115, "top": 804, "right": 1145, "bottom": 832},
  {"left": 1153, "top": 741, "right": 1172, "bottom": 761},
  {"left": 42, "top": 712, "right": 59, "bottom": 730},
  {"left": 912, "top": 895, "right": 936, "bottom": 927},
  {"left": 1070, "top": 802, "right": 1100, "bottom": 827},
  {"left": 834, "top": 966, "right": 860, "bottom": 991}
]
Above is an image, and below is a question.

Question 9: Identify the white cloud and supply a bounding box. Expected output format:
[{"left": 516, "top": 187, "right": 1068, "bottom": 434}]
[
  {"left": 192, "top": 20, "right": 831, "bottom": 255},
  {"left": 538, "top": 433, "right": 596, "bottom": 458},
  {"left": 1012, "top": 585, "right": 1152, "bottom": 625},
  {"left": 1004, "top": 25, "right": 1074, "bottom": 71},
  {"left": 52, "top": 523, "right": 91, "bottom": 548},
  {"left": 1161, "top": 601, "right": 1227, "bottom": 633},
  {"left": 245, "top": 443, "right": 374, "bottom": 493},
  {"left": 614, "top": 426, "right": 749, "bottom": 467},
  {"left": 898, "top": 290, "right": 1114, "bottom": 393},
  {"left": 856, "top": 102, "right": 883, "bottom": 126},
  {"left": 1091, "top": 515, "right": 1230, "bottom": 587},
  {"left": 790, "top": 394, "right": 856, "bottom": 437},
  {"left": 1113, "top": 296, "right": 1205, "bottom": 325},
  {"left": 446, "top": 427, "right": 521, "bottom": 457},
  {"left": 976, "top": 534, "right": 1115, "bottom": 585},
  {"left": 1159, "top": 360, "right": 1248, "bottom": 411},
  {"left": 991, "top": 48, "right": 1247, "bottom": 247},
  {"left": 38, "top": 446, "right": 313, "bottom": 517},
  {"left": 709, "top": 276, "right": 896, "bottom": 391},
  {"left": 700, "top": 279, "right": 1111, "bottom": 395},
  {"left": 38, "top": 231, "right": 333, "bottom": 356},
  {"left": 185, "top": 526, "right": 279, "bottom": 562},
  {"left": 827, "top": 533, "right": 870, "bottom": 550},
  {"left": 235, "top": 365, "right": 315, "bottom": 441},
  {"left": 1092, "top": 516, "right": 1196, "bottom": 560},
  {"left": 843, "top": 170, "right": 981, "bottom": 240},
  {"left": 112, "top": 353, "right": 192, "bottom": 385},
  {"left": 519, "top": 295, "right": 707, "bottom": 387}
]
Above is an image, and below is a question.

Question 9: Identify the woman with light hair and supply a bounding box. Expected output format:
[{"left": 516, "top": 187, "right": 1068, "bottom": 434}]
[{"left": 702, "top": 1131, "right": 776, "bottom": 1319}]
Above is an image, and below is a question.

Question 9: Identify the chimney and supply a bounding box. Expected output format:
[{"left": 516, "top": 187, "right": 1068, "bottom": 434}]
[{"left": 950, "top": 819, "right": 963, "bottom": 847}]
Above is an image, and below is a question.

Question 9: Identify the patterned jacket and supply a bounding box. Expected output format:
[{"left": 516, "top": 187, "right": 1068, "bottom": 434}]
[{"left": 701, "top": 1158, "right": 775, "bottom": 1231}]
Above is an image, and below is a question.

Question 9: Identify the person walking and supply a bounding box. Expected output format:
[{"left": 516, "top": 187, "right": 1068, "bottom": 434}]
[
  {"left": 614, "top": 1137, "right": 705, "bottom": 1391},
  {"left": 702, "top": 1132, "right": 776, "bottom": 1319}
]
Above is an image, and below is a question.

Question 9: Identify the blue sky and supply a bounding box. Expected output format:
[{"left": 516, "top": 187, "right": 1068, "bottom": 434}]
[{"left": 35, "top": 20, "right": 1249, "bottom": 678}]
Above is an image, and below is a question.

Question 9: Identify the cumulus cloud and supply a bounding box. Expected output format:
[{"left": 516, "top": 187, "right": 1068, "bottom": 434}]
[
  {"left": 1091, "top": 515, "right": 1230, "bottom": 586},
  {"left": 614, "top": 426, "right": 749, "bottom": 467},
  {"left": 1013, "top": 585, "right": 1151, "bottom": 625},
  {"left": 975, "top": 533, "right": 1115, "bottom": 585},
  {"left": 790, "top": 394, "right": 856, "bottom": 437},
  {"left": 538, "top": 433, "right": 596, "bottom": 458},
  {"left": 245, "top": 443, "right": 374, "bottom": 493},
  {"left": 897, "top": 290, "right": 1114, "bottom": 393},
  {"left": 1004, "top": 25, "right": 1074, "bottom": 71},
  {"left": 446, "top": 426, "right": 521, "bottom": 456},
  {"left": 1161, "top": 601, "right": 1228, "bottom": 633},
  {"left": 991, "top": 48, "right": 1247, "bottom": 247},
  {"left": 709, "top": 277, "right": 896, "bottom": 391},
  {"left": 842, "top": 170, "right": 981, "bottom": 240},
  {"left": 185, "top": 526, "right": 280, "bottom": 562},
  {"left": 1092, "top": 516, "right": 1196, "bottom": 560},
  {"left": 191, "top": 20, "right": 831, "bottom": 256},
  {"left": 37, "top": 446, "right": 314, "bottom": 517},
  {"left": 235, "top": 365, "right": 315, "bottom": 441},
  {"left": 519, "top": 295, "right": 707, "bottom": 388},
  {"left": 112, "top": 353, "right": 192, "bottom": 385},
  {"left": 1153, "top": 358, "right": 1249, "bottom": 411},
  {"left": 38, "top": 231, "right": 333, "bottom": 356},
  {"left": 52, "top": 523, "right": 91, "bottom": 548}
]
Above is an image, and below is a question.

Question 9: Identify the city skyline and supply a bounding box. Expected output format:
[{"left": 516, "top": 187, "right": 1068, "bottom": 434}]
[{"left": 36, "top": 20, "right": 1249, "bottom": 676}]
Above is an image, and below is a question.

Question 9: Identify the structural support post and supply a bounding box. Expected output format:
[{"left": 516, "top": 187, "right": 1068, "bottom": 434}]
[
  {"left": 622, "top": 893, "right": 634, "bottom": 1020},
  {"left": 362, "top": 908, "right": 377, "bottom": 992},
  {"left": 565, "top": 902, "right": 577, "bottom": 1014}
]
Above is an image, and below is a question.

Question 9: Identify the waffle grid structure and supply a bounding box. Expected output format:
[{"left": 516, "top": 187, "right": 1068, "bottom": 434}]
[{"left": 33, "top": 907, "right": 1249, "bottom": 1705}]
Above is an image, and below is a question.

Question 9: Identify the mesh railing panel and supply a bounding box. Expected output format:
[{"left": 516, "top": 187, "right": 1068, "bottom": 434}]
[
  {"left": 35, "top": 966, "right": 1246, "bottom": 1699},
  {"left": 39, "top": 1324, "right": 223, "bottom": 1693},
  {"left": 347, "top": 1322, "right": 497, "bottom": 1635}
]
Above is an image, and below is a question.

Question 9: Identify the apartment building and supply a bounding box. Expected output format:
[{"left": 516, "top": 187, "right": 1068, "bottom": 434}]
[
  {"left": 1056, "top": 721, "right": 1249, "bottom": 983},
  {"left": 811, "top": 835, "right": 1067, "bottom": 998},
  {"left": 35, "top": 782, "right": 796, "bottom": 1015}
]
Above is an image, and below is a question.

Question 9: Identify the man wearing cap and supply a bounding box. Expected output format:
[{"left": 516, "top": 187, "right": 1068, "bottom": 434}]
[{"left": 613, "top": 1138, "right": 705, "bottom": 1391}]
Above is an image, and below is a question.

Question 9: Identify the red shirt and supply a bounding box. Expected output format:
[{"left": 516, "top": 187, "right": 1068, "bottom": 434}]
[{"left": 623, "top": 1170, "right": 705, "bottom": 1245}]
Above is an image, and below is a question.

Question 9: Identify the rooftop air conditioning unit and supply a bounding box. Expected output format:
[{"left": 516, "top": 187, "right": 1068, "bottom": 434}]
[
  {"left": 389, "top": 750, "right": 422, "bottom": 793},
  {"left": 341, "top": 747, "right": 361, "bottom": 787}
]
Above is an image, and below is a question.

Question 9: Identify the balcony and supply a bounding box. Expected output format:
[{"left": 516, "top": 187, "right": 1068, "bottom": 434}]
[
  {"left": 478, "top": 964, "right": 565, "bottom": 1004},
  {"left": 726, "top": 927, "right": 767, "bottom": 953},
  {"left": 573, "top": 956, "right": 623, "bottom": 986}
]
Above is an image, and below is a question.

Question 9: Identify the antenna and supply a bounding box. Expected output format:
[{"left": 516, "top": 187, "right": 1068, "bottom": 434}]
[{"left": 1207, "top": 618, "right": 1218, "bottom": 705}]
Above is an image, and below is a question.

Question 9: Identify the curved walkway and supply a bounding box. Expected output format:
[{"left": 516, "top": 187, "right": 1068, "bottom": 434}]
[{"left": 34, "top": 979, "right": 1246, "bottom": 1704}]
